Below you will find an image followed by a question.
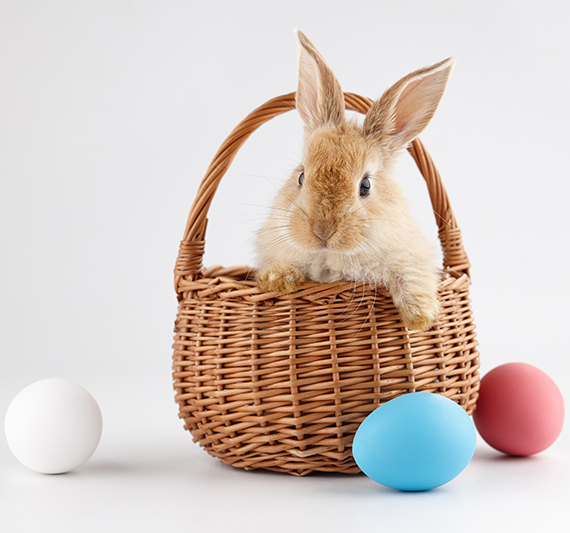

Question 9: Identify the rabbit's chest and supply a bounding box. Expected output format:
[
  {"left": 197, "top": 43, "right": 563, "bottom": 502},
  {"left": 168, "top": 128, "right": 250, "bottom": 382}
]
[{"left": 304, "top": 252, "right": 361, "bottom": 283}]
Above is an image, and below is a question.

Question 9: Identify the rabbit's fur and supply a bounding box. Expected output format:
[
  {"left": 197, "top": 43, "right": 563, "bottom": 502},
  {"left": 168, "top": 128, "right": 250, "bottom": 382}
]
[{"left": 256, "top": 31, "right": 454, "bottom": 331}]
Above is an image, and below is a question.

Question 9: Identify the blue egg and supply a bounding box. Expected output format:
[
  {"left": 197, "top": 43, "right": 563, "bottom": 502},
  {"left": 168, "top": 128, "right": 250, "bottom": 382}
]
[{"left": 352, "top": 392, "right": 476, "bottom": 491}]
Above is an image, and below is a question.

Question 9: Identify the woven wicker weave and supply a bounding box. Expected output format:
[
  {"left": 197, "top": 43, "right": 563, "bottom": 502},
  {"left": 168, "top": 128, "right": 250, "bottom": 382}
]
[{"left": 172, "top": 92, "right": 479, "bottom": 476}]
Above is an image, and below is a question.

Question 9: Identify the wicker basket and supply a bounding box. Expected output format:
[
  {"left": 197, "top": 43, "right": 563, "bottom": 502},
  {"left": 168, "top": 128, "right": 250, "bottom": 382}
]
[{"left": 172, "top": 92, "right": 479, "bottom": 476}]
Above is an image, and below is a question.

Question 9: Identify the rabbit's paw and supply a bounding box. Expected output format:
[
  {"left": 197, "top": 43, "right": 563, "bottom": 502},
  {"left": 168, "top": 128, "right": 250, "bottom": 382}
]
[
  {"left": 257, "top": 264, "right": 306, "bottom": 295},
  {"left": 398, "top": 294, "right": 441, "bottom": 332}
]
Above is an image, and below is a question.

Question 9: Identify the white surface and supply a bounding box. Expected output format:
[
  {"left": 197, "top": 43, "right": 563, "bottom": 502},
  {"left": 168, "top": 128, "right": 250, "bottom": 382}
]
[{"left": 1, "top": 1, "right": 569, "bottom": 531}]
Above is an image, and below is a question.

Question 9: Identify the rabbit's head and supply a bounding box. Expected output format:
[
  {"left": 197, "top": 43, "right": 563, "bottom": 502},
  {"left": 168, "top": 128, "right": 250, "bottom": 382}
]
[{"left": 286, "top": 30, "right": 454, "bottom": 255}]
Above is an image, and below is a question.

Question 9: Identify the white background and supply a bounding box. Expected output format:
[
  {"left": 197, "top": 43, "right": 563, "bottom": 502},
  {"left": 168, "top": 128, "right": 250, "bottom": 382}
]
[{"left": 1, "top": 1, "right": 569, "bottom": 531}]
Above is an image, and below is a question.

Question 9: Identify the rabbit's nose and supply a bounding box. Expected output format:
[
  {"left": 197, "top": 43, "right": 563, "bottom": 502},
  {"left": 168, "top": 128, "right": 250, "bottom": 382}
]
[{"left": 313, "top": 222, "right": 337, "bottom": 246}]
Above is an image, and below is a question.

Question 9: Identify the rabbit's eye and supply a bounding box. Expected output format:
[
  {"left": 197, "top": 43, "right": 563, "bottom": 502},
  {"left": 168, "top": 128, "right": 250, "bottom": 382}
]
[
  {"left": 359, "top": 176, "right": 371, "bottom": 197},
  {"left": 298, "top": 172, "right": 305, "bottom": 187}
]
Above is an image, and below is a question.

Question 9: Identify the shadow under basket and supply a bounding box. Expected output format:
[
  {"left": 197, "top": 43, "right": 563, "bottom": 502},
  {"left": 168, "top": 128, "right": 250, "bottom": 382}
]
[{"left": 172, "top": 92, "right": 480, "bottom": 476}]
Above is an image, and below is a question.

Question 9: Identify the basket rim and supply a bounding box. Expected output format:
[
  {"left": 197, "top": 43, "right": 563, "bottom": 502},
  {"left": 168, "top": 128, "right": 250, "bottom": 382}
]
[{"left": 176, "top": 265, "right": 471, "bottom": 307}]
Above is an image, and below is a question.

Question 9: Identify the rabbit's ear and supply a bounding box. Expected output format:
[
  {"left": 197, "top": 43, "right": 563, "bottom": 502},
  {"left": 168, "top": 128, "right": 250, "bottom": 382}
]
[
  {"left": 363, "top": 58, "right": 454, "bottom": 150},
  {"left": 296, "top": 30, "right": 345, "bottom": 131}
]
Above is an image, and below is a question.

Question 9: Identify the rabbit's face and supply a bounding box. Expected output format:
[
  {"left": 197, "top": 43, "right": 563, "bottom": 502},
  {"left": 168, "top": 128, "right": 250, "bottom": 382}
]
[{"left": 288, "top": 122, "right": 393, "bottom": 254}]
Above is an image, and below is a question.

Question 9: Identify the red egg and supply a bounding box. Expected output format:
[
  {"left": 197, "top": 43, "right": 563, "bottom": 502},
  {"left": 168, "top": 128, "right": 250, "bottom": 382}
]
[{"left": 473, "top": 363, "right": 565, "bottom": 456}]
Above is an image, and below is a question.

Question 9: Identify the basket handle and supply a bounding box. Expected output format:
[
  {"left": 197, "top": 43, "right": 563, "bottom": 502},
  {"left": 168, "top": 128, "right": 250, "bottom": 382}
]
[{"left": 174, "top": 92, "right": 470, "bottom": 293}]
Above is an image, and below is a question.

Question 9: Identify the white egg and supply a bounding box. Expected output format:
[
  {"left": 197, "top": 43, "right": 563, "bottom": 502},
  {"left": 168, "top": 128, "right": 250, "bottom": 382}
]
[{"left": 4, "top": 379, "right": 103, "bottom": 474}]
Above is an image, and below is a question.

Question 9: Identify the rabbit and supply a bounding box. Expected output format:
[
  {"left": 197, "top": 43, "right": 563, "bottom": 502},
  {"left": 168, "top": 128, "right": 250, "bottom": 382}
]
[{"left": 255, "top": 30, "right": 454, "bottom": 331}]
